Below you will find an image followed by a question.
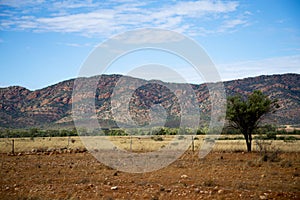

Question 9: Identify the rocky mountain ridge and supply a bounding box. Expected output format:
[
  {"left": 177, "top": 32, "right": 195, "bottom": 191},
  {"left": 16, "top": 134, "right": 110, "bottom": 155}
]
[{"left": 0, "top": 73, "right": 299, "bottom": 128}]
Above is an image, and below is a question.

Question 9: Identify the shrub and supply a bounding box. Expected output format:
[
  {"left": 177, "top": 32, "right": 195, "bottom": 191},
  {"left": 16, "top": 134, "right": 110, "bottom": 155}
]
[
  {"left": 266, "top": 131, "right": 276, "bottom": 140},
  {"left": 261, "top": 149, "right": 281, "bottom": 162},
  {"left": 283, "top": 136, "right": 298, "bottom": 142},
  {"left": 196, "top": 129, "right": 205, "bottom": 135},
  {"left": 255, "top": 140, "right": 281, "bottom": 162},
  {"left": 151, "top": 136, "right": 164, "bottom": 141}
]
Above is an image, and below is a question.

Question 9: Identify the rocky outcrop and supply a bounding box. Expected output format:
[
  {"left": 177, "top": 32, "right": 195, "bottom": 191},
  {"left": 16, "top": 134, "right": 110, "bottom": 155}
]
[{"left": 0, "top": 73, "right": 299, "bottom": 128}]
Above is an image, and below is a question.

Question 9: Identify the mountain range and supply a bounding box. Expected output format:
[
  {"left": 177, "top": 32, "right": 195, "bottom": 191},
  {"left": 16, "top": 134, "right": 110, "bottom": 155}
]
[{"left": 0, "top": 73, "right": 299, "bottom": 128}]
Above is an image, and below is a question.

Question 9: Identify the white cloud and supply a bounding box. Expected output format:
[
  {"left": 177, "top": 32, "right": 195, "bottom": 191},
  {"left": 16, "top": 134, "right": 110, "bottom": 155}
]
[
  {"left": 0, "top": 0, "right": 44, "bottom": 7},
  {"left": 218, "top": 19, "right": 247, "bottom": 32},
  {"left": 113, "top": 29, "right": 186, "bottom": 44},
  {"left": 52, "top": 0, "right": 99, "bottom": 10},
  {"left": 0, "top": 0, "right": 247, "bottom": 37},
  {"left": 58, "top": 42, "right": 93, "bottom": 48}
]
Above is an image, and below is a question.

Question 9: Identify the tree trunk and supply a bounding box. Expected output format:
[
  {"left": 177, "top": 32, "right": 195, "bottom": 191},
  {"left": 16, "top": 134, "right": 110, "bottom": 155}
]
[
  {"left": 244, "top": 133, "right": 252, "bottom": 152},
  {"left": 246, "top": 140, "right": 252, "bottom": 152}
]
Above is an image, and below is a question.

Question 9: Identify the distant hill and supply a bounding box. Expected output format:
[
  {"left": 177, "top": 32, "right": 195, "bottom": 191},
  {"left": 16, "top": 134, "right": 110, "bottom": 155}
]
[{"left": 0, "top": 73, "right": 299, "bottom": 128}]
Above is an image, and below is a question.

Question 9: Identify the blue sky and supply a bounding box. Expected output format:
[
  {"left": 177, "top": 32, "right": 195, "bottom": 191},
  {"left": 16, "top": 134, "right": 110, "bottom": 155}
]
[{"left": 0, "top": 0, "right": 299, "bottom": 90}]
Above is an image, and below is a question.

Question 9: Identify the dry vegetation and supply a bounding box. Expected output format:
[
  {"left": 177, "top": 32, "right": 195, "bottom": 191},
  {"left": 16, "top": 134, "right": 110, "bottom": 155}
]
[
  {"left": 0, "top": 136, "right": 299, "bottom": 154},
  {"left": 0, "top": 136, "right": 299, "bottom": 199}
]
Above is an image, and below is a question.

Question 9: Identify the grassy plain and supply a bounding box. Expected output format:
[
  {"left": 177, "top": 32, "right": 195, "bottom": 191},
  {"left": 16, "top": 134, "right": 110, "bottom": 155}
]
[{"left": 0, "top": 135, "right": 299, "bottom": 154}]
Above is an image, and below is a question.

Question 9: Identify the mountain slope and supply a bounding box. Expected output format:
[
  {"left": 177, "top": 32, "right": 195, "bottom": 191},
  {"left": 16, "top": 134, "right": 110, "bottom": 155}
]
[{"left": 0, "top": 73, "right": 299, "bottom": 128}]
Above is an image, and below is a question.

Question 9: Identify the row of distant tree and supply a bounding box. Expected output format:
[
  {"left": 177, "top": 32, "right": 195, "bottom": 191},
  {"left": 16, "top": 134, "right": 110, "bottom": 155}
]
[{"left": 0, "top": 124, "right": 298, "bottom": 139}]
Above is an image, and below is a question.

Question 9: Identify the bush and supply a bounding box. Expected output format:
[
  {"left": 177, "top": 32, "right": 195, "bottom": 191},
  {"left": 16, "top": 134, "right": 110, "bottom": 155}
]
[
  {"left": 283, "top": 136, "right": 297, "bottom": 142},
  {"left": 266, "top": 131, "right": 276, "bottom": 140},
  {"left": 222, "top": 127, "right": 240, "bottom": 135},
  {"left": 196, "top": 129, "right": 205, "bottom": 135},
  {"left": 151, "top": 136, "right": 164, "bottom": 141},
  {"left": 255, "top": 140, "right": 281, "bottom": 162},
  {"left": 261, "top": 149, "right": 281, "bottom": 162},
  {"left": 292, "top": 129, "right": 300, "bottom": 135}
]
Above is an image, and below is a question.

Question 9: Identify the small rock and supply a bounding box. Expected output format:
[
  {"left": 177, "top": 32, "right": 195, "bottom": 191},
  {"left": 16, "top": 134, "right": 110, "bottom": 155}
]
[
  {"left": 218, "top": 189, "right": 223, "bottom": 194},
  {"left": 181, "top": 174, "right": 188, "bottom": 178},
  {"left": 111, "top": 186, "right": 118, "bottom": 190},
  {"left": 194, "top": 188, "right": 200, "bottom": 193},
  {"left": 151, "top": 195, "right": 159, "bottom": 200},
  {"left": 259, "top": 195, "right": 267, "bottom": 199},
  {"left": 261, "top": 174, "right": 266, "bottom": 178}
]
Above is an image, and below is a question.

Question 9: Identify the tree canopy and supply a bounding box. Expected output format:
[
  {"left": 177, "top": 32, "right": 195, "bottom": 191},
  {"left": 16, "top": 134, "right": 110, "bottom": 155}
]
[{"left": 226, "top": 90, "right": 278, "bottom": 152}]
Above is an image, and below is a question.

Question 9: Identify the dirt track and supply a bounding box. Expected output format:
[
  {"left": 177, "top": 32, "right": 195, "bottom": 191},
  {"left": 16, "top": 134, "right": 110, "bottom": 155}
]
[{"left": 1, "top": 151, "right": 299, "bottom": 200}]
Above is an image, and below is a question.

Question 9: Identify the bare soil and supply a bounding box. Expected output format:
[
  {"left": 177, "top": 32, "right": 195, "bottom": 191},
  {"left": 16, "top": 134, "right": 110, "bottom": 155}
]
[{"left": 0, "top": 151, "right": 299, "bottom": 200}]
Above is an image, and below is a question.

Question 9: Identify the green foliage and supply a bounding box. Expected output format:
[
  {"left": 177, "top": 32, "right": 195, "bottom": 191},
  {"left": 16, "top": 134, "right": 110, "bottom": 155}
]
[
  {"left": 226, "top": 90, "right": 278, "bottom": 152},
  {"left": 178, "top": 127, "right": 194, "bottom": 135},
  {"left": 196, "top": 126, "right": 208, "bottom": 135},
  {"left": 155, "top": 127, "right": 167, "bottom": 135},
  {"left": 255, "top": 124, "right": 276, "bottom": 134},
  {"left": 218, "top": 136, "right": 244, "bottom": 140},
  {"left": 283, "top": 136, "right": 298, "bottom": 142},
  {"left": 276, "top": 129, "right": 287, "bottom": 135},
  {"left": 266, "top": 132, "right": 277, "bottom": 140},
  {"left": 222, "top": 127, "right": 241, "bottom": 134},
  {"left": 0, "top": 128, "right": 78, "bottom": 138}
]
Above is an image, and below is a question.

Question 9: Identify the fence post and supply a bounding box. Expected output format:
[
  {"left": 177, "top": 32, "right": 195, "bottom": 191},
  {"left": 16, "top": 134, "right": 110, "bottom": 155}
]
[
  {"left": 130, "top": 135, "right": 132, "bottom": 152},
  {"left": 68, "top": 136, "right": 70, "bottom": 148},
  {"left": 191, "top": 136, "right": 194, "bottom": 152},
  {"left": 12, "top": 139, "right": 15, "bottom": 155}
]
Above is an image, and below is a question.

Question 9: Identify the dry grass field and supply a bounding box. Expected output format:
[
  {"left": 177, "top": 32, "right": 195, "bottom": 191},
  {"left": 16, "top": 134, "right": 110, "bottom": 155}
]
[
  {"left": 0, "top": 135, "right": 299, "bottom": 153},
  {"left": 0, "top": 136, "right": 299, "bottom": 199}
]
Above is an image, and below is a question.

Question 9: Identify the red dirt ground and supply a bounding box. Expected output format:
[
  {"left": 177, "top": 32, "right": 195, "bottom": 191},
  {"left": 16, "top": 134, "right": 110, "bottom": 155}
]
[{"left": 0, "top": 151, "right": 299, "bottom": 200}]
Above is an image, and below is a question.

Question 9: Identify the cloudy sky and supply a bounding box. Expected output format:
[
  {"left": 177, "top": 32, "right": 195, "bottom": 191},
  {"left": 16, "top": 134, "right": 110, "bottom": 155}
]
[{"left": 0, "top": 0, "right": 299, "bottom": 90}]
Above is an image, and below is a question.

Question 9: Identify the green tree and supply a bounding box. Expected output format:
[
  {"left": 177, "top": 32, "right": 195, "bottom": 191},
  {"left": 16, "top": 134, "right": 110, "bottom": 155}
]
[{"left": 226, "top": 91, "right": 278, "bottom": 152}]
